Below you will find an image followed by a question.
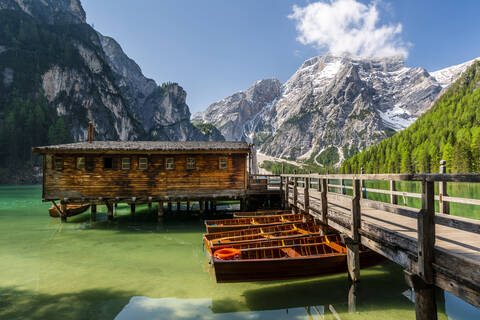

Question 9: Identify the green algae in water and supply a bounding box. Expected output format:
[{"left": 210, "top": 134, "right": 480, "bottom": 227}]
[{"left": 0, "top": 185, "right": 478, "bottom": 319}]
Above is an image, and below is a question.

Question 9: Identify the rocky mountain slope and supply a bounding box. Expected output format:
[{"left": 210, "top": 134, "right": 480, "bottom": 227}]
[
  {"left": 341, "top": 61, "right": 480, "bottom": 174},
  {"left": 0, "top": 0, "right": 217, "bottom": 142},
  {"left": 196, "top": 55, "right": 477, "bottom": 165},
  {"left": 192, "top": 79, "right": 281, "bottom": 141}
]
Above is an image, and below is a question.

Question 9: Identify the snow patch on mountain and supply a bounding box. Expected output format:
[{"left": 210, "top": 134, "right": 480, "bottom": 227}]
[{"left": 431, "top": 57, "right": 479, "bottom": 88}]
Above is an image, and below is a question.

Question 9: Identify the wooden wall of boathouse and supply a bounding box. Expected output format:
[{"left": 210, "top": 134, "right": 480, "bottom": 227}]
[{"left": 42, "top": 152, "right": 247, "bottom": 201}]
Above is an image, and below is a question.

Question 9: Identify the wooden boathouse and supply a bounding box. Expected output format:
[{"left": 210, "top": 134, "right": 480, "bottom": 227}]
[{"left": 33, "top": 140, "right": 253, "bottom": 219}]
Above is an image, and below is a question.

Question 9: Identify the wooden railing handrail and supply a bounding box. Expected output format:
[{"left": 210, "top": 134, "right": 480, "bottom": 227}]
[{"left": 280, "top": 173, "right": 480, "bottom": 183}]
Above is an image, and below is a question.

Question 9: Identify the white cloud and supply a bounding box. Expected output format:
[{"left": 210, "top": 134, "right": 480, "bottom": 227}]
[{"left": 289, "top": 0, "right": 408, "bottom": 59}]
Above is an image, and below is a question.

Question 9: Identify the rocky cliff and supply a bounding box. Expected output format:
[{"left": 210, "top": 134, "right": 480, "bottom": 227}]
[{"left": 0, "top": 0, "right": 218, "bottom": 143}]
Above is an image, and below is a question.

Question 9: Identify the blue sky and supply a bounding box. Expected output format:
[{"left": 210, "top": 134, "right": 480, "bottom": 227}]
[{"left": 82, "top": 0, "right": 480, "bottom": 114}]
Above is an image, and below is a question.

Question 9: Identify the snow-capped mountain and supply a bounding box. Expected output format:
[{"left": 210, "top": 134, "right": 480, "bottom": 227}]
[{"left": 195, "top": 55, "right": 478, "bottom": 165}]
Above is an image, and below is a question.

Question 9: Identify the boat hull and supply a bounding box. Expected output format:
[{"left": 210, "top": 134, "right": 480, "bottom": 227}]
[
  {"left": 49, "top": 204, "right": 90, "bottom": 218},
  {"left": 213, "top": 250, "right": 383, "bottom": 283}
]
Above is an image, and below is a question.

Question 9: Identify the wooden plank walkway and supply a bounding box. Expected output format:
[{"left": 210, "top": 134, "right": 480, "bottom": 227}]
[{"left": 269, "top": 172, "right": 480, "bottom": 315}]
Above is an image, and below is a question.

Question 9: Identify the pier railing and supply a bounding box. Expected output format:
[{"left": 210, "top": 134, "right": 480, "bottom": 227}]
[{"left": 277, "top": 171, "right": 480, "bottom": 315}]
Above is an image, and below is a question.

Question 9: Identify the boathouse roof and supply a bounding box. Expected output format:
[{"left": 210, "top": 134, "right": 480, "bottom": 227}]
[{"left": 33, "top": 141, "right": 250, "bottom": 153}]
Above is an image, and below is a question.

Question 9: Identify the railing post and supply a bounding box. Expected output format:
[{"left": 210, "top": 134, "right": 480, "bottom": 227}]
[
  {"left": 280, "top": 175, "right": 284, "bottom": 208},
  {"left": 285, "top": 176, "right": 290, "bottom": 208},
  {"left": 408, "top": 179, "right": 437, "bottom": 319},
  {"left": 360, "top": 167, "right": 367, "bottom": 199},
  {"left": 320, "top": 178, "right": 328, "bottom": 234},
  {"left": 341, "top": 178, "right": 346, "bottom": 195},
  {"left": 439, "top": 160, "right": 449, "bottom": 214},
  {"left": 293, "top": 174, "right": 298, "bottom": 213},
  {"left": 304, "top": 176, "right": 310, "bottom": 214},
  {"left": 390, "top": 180, "right": 398, "bottom": 205},
  {"left": 346, "top": 179, "right": 361, "bottom": 282}
]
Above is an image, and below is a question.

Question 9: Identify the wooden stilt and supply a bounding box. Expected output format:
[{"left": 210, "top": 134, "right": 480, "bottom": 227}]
[
  {"left": 157, "top": 201, "right": 164, "bottom": 217},
  {"left": 348, "top": 282, "right": 357, "bottom": 313},
  {"left": 107, "top": 203, "right": 114, "bottom": 221},
  {"left": 199, "top": 201, "right": 205, "bottom": 214},
  {"left": 187, "top": 201, "right": 190, "bottom": 212},
  {"left": 404, "top": 271, "right": 438, "bottom": 320},
  {"left": 168, "top": 202, "right": 172, "bottom": 212},
  {"left": 90, "top": 204, "right": 97, "bottom": 221},
  {"left": 60, "top": 200, "right": 67, "bottom": 222},
  {"left": 240, "top": 198, "right": 246, "bottom": 211},
  {"left": 176, "top": 201, "right": 180, "bottom": 211},
  {"left": 130, "top": 203, "right": 136, "bottom": 215}
]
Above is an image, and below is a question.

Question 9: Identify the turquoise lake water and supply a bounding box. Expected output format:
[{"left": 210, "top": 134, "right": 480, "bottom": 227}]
[{"left": 0, "top": 185, "right": 478, "bottom": 319}]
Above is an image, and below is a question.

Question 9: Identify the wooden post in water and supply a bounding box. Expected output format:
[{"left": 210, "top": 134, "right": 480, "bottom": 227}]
[
  {"left": 130, "top": 203, "right": 136, "bottom": 216},
  {"left": 167, "top": 202, "right": 172, "bottom": 212},
  {"left": 107, "top": 202, "right": 114, "bottom": 221},
  {"left": 304, "top": 177, "right": 310, "bottom": 214},
  {"left": 186, "top": 201, "right": 191, "bottom": 212},
  {"left": 60, "top": 200, "right": 67, "bottom": 222},
  {"left": 439, "top": 160, "right": 449, "bottom": 214},
  {"left": 90, "top": 204, "right": 97, "bottom": 221},
  {"left": 158, "top": 201, "right": 164, "bottom": 217},
  {"left": 346, "top": 179, "right": 361, "bottom": 282},
  {"left": 176, "top": 201, "right": 180, "bottom": 212},
  {"left": 199, "top": 201, "right": 205, "bottom": 214},
  {"left": 240, "top": 198, "right": 246, "bottom": 211},
  {"left": 390, "top": 180, "right": 398, "bottom": 205},
  {"left": 148, "top": 197, "right": 152, "bottom": 212},
  {"left": 411, "top": 179, "right": 437, "bottom": 319}
]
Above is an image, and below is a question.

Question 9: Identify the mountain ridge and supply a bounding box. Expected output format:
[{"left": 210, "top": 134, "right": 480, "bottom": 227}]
[{"left": 195, "top": 54, "right": 478, "bottom": 166}]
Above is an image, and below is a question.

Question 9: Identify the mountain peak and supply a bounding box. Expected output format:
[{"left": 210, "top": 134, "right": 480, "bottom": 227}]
[{"left": 0, "top": 0, "right": 86, "bottom": 24}]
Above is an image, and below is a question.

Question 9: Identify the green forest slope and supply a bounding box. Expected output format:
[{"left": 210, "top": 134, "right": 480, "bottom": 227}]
[{"left": 341, "top": 61, "right": 480, "bottom": 174}]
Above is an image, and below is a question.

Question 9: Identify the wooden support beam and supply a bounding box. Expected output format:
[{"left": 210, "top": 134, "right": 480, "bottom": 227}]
[
  {"left": 390, "top": 180, "right": 398, "bottom": 205},
  {"left": 187, "top": 201, "right": 191, "bottom": 212},
  {"left": 439, "top": 160, "right": 449, "bottom": 214},
  {"left": 419, "top": 180, "right": 435, "bottom": 283},
  {"left": 404, "top": 270, "right": 438, "bottom": 320},
  {"left": 176, "top": 201, "right": 180, "bottom": 211},
  {"left": 60, "top": 201, "right": 67, "bottom": 223},
  {"left": 168, "top": 202, "right": 172, "bottom": 212},
  {"left": 130, "top": 203, "right": 136, "bottom": 215},
  {"left": 240, "top": 198, "right": 246, "bottom": 211},
  {"left": 411, "top": 179, "right": 437, "bottom": 319},
  {"left": 304, "top": 177, "right": 310, "bottom": 214},
  {"left": 348, "top": 282, "right": 357, "bottom": 313},
  {"left": 346, "top": 179, "right": 361, "bottom": 282},
  {"left": 199, "top": 201, "right": 205, "bottom": 214},
  {"left": 158, "top": 201, "right": 164, "bottom": 217},
  {"left": 107, "top": 202, "right": 114, "bottom": 221},
  {"left": 90, "top": 204, "right": 97, "bottom": 221}
]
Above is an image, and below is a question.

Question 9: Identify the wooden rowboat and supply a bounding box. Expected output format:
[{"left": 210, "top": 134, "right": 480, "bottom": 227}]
[
  {"left": 209, "top": 234, "right": 342, "bottom": 256},
  {"left": 203, "top": 222, "right": 322, "bottom": 251},
  {"left": 233, "top": 210, "right": 292, "bottom": 218},
  {"left": 212, "top": 242, "right": 384, "bottom": 283},
  {"left": 205, "top": 214, "right": 310, "bottom": 233},
  {"left": 49, "top": 203, "right": 90, "bottom": 218}
]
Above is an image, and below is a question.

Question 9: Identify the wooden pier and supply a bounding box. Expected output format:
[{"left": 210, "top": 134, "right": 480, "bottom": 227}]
[{"left": 256, "top": 171, "right": 480, "bottom": 318}]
